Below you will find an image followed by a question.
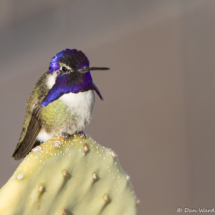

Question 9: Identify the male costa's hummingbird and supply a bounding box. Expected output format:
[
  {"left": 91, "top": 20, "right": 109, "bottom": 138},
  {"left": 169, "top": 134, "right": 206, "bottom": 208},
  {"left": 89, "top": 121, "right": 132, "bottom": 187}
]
[{"left": 12, "top": 49, "right": 109, "bottom": 160}]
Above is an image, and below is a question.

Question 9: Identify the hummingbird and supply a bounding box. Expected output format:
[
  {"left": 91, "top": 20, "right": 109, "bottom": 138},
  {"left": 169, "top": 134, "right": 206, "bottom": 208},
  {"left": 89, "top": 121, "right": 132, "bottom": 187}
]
[{"left": 12, "top": 49, "right": 109, "bottom": 160}]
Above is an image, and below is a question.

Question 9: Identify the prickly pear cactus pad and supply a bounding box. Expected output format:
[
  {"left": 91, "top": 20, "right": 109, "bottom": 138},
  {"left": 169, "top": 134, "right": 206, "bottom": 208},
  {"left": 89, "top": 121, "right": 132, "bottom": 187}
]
[{"left": 0, "top": 135, "right": 137, "bottom": 215}]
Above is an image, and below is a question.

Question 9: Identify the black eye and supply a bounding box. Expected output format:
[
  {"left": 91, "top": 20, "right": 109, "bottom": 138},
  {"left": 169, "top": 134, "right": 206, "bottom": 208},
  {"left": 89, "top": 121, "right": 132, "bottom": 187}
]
[{"left": 62, "top": 67, "right": 67, "bottom": 72}]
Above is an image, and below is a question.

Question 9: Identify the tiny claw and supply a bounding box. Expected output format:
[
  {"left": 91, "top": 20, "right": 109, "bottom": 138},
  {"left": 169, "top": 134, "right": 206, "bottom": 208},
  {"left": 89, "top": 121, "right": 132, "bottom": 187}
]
[
  {"left": 76, "top": 131, "right": 86, "bottom": 139},
  {"left": 61, "top": 132, "right": 71, "bottom": 140}
]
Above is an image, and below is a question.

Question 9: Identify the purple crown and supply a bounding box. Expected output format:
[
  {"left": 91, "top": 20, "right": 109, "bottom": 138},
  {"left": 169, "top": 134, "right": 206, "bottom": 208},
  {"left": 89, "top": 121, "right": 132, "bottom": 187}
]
[{"left": 49, "top": 49, "right": 90, "bottom": 73}]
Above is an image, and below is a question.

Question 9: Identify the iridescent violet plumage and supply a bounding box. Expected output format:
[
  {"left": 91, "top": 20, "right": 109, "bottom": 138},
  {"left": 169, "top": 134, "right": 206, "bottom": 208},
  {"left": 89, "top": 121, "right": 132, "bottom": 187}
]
[
  {"left": 49, "top": 49, "right": 90, "bottom": 74},
  {"left": 42, "top": 49, "right": 103, "bottom": 107}
]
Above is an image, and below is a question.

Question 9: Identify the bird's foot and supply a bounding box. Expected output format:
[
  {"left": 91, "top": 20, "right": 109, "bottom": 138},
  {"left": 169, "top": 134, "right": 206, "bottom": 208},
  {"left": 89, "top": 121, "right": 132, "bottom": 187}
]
[
  {"left": 76, "top": 131, "right": 87, "bottom": 139},
  {"left": 61, "top": 132, "right": 71, "bottom": 140}
]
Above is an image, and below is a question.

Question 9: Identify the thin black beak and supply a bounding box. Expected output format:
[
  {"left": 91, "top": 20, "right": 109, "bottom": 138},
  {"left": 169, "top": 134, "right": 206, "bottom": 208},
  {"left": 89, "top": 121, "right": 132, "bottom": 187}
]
[
  {"left": 89, "top": 67, "right": 110, "bottom": 71},
  {"left": 79, "top": 67, "right": 110, "bottom": 73}
]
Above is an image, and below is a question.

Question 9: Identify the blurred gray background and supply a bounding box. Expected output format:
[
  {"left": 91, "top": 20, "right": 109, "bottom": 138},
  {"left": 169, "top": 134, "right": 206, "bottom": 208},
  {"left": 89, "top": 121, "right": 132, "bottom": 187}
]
[{"left": 0, "top": 0, "right": 215, "bottom": 214}]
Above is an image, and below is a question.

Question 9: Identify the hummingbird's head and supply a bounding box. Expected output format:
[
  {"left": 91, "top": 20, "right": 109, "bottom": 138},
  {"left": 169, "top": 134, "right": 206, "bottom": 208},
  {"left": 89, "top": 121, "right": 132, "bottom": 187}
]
[
  {"left": 49, "top": 49, "right": 89, "bottom": 75},
  {"left": 49, "top": 49, "right": 109, "bottom": 85},
  {"left": 43, "top": 49, "right": 108, "bottom": 105}
]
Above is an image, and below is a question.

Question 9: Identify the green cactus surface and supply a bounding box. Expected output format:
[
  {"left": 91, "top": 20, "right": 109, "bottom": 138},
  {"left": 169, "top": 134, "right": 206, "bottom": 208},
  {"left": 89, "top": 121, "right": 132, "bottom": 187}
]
[{"left": 0, "top": 135, "right": 137, "bottom": 215}]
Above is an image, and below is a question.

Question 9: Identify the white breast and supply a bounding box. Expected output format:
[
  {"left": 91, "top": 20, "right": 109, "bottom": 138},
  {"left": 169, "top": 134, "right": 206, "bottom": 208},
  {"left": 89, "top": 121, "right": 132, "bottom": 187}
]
[
  {"left": 60, "top": 90, "right": 95, "bottom": 129},
  {"left": 60, "top": 90, "right": 94, "bottom": 111}
]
